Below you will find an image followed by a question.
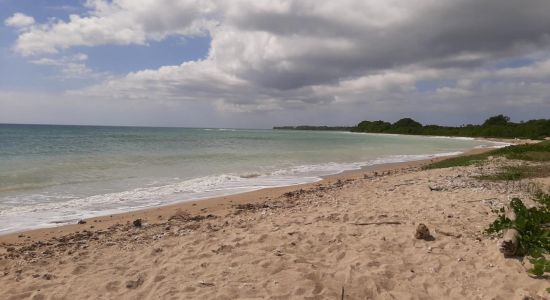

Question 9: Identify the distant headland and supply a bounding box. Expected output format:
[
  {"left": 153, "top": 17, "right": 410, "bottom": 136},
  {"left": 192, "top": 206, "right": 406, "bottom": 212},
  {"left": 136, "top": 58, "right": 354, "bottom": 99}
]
[{"left": 274, "top": 115, "right": 550, "bottom": 140}]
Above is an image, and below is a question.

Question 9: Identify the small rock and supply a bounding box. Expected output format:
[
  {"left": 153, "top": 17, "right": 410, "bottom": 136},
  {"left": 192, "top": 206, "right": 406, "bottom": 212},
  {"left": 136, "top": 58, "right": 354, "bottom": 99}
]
[
  {"left": 414, "top": 223, "right": 432, "bottom": 240},
  {"left": 77, "top": 220, "right": 86, "bottom": 225},
  {"left": 42, "top": 273, "right": 54, "bottom": 280},
  {"left": 133, "top": 219, "right": 142, "bottom": 228}
]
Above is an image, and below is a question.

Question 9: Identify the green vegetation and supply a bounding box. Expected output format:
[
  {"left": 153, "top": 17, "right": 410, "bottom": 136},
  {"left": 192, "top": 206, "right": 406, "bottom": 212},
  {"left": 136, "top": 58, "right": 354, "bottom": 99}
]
[
  {"left": 477, "top": 165, "right": 550, "bottom": 181},
  {"left": 423, "top": 152, "right": 489, "bottom": 169},
  {"left": 486, "top": 194, "right": 550, "bottom": 279},
  {"left": 352, "top": 115, "right": 550, "bottom": 139},
  {"left": 492, "top": 141, "right": 550, "bottom": 161},
  {"left": 424, "top": 140, "right": 550, "bottom": 170},
  {"left": 421, "top": 137, "right": 550, "bottom": 286},
  {"left": 275, "top": 115, "right": 550, "bottom": 139},
  {"left": 427, "top": 139, "right": 550, "bottom": 282},
  {"left": 457, "top": 144, "right": 550, "bottom": 269}
]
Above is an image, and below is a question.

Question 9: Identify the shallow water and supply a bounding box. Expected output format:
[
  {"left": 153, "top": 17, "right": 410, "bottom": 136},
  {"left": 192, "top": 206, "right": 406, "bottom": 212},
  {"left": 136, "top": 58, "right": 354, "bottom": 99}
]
[{"left": 0, "top": 124, "right": 502, "bottom": 233}]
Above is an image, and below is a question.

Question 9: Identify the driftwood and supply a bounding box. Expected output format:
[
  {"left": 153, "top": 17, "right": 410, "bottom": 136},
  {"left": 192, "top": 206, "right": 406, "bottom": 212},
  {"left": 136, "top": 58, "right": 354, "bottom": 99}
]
[
  {"left": 499, "top": 207, "right": 519, "bottom": 257},
  {"left": 435, "top": 228, "right": 462, "bottom": 238},
  {"left": 350, "top": 221, "right": 401, "bottom": 226}
]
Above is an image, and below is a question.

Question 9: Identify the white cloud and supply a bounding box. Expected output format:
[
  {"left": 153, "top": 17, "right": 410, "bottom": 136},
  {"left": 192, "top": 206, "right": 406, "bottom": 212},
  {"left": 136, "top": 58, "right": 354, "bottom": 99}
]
[
  {"left": 13, "top": 0, "right": 217, "bottom": 56},
  {"left": 4, "top": 13, "right": 35, "bottom": 28}
]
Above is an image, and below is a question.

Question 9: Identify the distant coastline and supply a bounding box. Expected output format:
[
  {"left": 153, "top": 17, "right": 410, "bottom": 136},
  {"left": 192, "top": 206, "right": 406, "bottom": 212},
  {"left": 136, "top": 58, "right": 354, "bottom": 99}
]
[
  {"left": 272, "top": 125, "right": 353, "bottom": 131},
  {"left": 274, "top": 114, "right": 550, "bottom": 140}
]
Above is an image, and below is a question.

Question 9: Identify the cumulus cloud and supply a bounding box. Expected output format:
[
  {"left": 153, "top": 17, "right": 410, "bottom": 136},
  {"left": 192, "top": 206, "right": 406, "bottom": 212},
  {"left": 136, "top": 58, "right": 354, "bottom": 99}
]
[
  {"left": 13, "top": 0, "right": 217, "bottom": 56},
  {"left": 7, "top": 0, "right": 550, "bottom": 123},
  {"left": 212, "top": 0, "right": 550, "bottom": 90},
  {"left": 4, "top": 13, "right": 35, "bottom": 28}
]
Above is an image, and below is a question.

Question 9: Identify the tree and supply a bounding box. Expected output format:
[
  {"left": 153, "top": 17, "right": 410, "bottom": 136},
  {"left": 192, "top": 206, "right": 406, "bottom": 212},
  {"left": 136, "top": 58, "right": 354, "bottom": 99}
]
[
  {"left": 393, "top": 118, "right": 422, "bottom": 128},
  {"left": 483, "top": 115, "right": 510, "bottom": 126}
]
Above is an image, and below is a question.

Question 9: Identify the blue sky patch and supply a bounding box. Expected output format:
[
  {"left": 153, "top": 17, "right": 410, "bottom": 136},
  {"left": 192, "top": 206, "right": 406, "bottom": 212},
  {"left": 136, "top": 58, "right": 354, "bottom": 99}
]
[
  {"left": 80, "top": 35, "right": 211, "bottom": 74},
  {"left": 492, "top": 57, "right": 535, "bottom": 70},
  {"left": 0, "top": 0, "right": 211, "bottom": 90},
  {"left": 415, "top": 79, "right": 455, "bottom": 92}
]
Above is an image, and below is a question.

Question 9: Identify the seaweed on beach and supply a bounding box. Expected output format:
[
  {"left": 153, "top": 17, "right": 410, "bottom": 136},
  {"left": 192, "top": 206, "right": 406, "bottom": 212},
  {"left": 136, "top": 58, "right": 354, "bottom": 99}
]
[{"left": 169, "top": 211, "right": 216, "bottom": 222}]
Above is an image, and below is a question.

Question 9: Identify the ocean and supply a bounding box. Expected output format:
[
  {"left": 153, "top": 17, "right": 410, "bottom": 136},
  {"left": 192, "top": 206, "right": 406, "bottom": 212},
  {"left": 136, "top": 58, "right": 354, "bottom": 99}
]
[{"left": 0, "top": 124, "right": 503, "bottom": 233}]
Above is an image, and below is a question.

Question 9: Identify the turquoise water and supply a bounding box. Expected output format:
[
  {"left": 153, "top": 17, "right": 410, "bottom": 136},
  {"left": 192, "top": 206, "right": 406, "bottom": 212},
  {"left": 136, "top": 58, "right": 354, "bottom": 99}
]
[{"left": 0, "top": 124, "right": 502, "bottom": 233}]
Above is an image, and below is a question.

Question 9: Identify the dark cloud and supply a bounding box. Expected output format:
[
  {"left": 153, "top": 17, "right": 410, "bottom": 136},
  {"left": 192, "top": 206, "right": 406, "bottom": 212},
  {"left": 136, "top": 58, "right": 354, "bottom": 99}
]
[{"left": 224, "top": 0, "right": 550, "bottom": 90}]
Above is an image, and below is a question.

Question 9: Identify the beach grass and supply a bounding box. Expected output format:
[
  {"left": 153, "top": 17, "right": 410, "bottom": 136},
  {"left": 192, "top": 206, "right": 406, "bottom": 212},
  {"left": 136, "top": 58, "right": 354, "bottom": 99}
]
[
  {"left": 477, "top": 165, "right": 550, "bottom": 181},
  {"left": 424, "top": 140, "right": 550, "bottom": 170},
  {"left": 492, "top": 141, "right": 550, "bottom": 161}
]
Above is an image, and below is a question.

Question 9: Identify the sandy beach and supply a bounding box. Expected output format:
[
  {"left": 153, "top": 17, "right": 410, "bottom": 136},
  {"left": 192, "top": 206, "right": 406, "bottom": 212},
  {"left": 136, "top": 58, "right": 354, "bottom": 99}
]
[
  {"left": 4, "top": 0, "right": 550, "bottom": 298},
  {"left": 1, "top": 147, "right": 549, "bottom": 299}
]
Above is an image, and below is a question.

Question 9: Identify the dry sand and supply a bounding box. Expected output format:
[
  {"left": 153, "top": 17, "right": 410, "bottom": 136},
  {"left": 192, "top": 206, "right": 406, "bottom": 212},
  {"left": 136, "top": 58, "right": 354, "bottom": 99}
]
[{"left": 1, "top": 150, "right": 549, "bottom": 299}]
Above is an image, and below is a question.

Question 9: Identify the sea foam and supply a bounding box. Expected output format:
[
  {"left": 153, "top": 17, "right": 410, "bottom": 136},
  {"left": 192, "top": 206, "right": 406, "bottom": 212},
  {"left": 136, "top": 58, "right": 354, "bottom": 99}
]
[{"left": 0, "top": 151, "right": 466, "bottom": 234}]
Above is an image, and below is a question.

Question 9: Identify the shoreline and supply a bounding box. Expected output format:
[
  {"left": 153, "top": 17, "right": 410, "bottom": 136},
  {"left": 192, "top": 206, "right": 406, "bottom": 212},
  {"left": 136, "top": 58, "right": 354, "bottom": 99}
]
[
  {"left": 0, "top": 146, "right": 493, "bottom": 243},
  {"left": 2, "top": 141, "right": 547, "bottom": 299},
  {"left": 0, "top": 131, "right": 514, "bottom": 237}
]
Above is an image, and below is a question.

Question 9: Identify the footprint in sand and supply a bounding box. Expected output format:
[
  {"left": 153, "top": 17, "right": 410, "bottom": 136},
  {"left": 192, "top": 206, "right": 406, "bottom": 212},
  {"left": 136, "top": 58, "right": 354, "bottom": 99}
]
[
  {"left": 105, "top": 280, "right": 120, "bottom": 292},
  {"left": 31, "top": 293, "right": 46, "bottom": 300},
  {"left": 294, "top": 287, "right": 306, "bottom": 296},
  {"left": 304, "top": 272, "right": 324, "bottom": 295},
  {"left": 71, "top": 264, "right": 87, "bottom": 275},
  {"left": 257, "top": 234, "right": 268, "bottom": 242}
]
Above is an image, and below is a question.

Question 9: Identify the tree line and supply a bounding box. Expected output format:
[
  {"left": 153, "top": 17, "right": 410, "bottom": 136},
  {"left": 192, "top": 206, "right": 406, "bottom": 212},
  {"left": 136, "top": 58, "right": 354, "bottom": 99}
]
[
  {"left": 274, "top": 115, "right": 550, "bottom": 139},
  {"left": 352, "top": 115, "right": 550, "bottom": 139}
]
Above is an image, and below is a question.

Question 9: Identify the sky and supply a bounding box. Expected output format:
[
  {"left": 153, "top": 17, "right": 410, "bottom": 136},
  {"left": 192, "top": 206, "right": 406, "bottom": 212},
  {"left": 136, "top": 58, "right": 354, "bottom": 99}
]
[{"left": 1, "top": 0, "right": 550, "bottom": 128}]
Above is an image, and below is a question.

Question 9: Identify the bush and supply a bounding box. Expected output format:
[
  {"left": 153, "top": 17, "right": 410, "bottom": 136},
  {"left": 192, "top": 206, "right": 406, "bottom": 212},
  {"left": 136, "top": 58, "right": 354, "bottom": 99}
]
[{"left": 486, "top": 194, "right": 550, "bottom": 279}]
